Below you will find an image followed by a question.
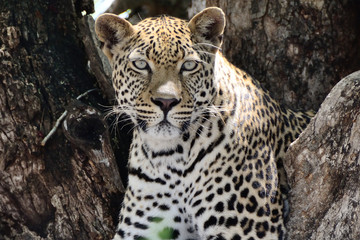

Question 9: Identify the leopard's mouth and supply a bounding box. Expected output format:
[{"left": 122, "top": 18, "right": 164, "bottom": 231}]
[
  {"left": 136, "top": 117, "right": 190, "bottom": 139},
  {"left": 156, "top": 118, "right": 191, "bottom": 133},
  {"left": 158, "top": 119, "right": 172, "bottom": 127}
]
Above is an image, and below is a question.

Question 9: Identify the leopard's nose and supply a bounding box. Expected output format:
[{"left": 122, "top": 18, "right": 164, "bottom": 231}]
[{"left": 151, "top": 97, "right": 181, "bottom": 114}]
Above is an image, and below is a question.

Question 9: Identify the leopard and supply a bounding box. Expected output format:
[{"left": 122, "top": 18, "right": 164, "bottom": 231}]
[{"left": 95, "top": 7, "right": 312, "bottom": 240}]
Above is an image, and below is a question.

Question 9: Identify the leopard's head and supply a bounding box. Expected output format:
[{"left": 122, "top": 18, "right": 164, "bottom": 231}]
[{"left": 95, "top": 7, "right": 225, "bottom": 140}]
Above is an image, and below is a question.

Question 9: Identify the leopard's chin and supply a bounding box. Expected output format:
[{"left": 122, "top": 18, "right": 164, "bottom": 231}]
[{"left": 145, "top": 121, "right": 182, "bottom": 140}]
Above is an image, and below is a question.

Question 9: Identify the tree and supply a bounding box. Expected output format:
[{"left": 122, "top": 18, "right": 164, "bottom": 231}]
[
  {"left": 284, "top": 71, "right": 360, "bottom": 239},
  {"left": 1, "top": 0, "right": 359, "bottom": 239},
  {"left": 0, "top": 1, "right": 126, "bottom": 239}
]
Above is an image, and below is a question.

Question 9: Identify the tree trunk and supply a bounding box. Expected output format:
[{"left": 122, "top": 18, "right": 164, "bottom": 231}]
[
  {"left": 1, "top": 0, "right": 359, "bottom": 239},
  {"left": 284, "top": 70, "right": 360, "bottom": 239},
  {"left": 0, "top": 1, "right": 125, "bottom": 239},
  {"left": 189, "top": 0, "right": 360, "bottom": 110}
]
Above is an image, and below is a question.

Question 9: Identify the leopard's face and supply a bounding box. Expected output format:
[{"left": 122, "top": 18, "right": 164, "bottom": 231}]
[{"left": 96, "top": 13, "right": 225, "bottom": 140}]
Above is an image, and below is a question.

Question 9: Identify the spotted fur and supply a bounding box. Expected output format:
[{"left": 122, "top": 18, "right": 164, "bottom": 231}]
[{"left": 95, "top": 7, "right": 312, "bottom": 240}]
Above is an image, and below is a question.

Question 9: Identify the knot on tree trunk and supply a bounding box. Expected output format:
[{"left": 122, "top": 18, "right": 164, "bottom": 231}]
[{"left": 63, "top": 101, "right": 124, "bottom": 194}]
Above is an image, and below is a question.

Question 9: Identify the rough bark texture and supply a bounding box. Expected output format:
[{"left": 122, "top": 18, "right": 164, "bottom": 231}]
[
  {"left": 284, "top": 70, "right": 360, "bottom": 239},
  {"left": 80, "top": 16, "right": 114, "bottom": 102},
  {"left": 190, "top": 0, "right": 360, "bottom": 110},
  {"left": 0, "top": 1, "right": 124, "bottom": 239}
]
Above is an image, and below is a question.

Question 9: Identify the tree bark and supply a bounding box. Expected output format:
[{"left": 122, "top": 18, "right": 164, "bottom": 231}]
[
  {"left": 284, "top": 70, "right": 360, "bottom": 239},
  {"left": 0, "top": 1, "right": 124, "bottom": 239},
  {"left": 189, "top": 0, "right": 360, "bottom": 110}
]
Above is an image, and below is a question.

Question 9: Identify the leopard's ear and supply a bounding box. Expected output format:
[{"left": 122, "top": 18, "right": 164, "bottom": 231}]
[
  {"left": 95, "top": 14, "right": 134, "bottom": 60},
  {"left": 188, "top": 7, "right": 225, "bottom": 52}
]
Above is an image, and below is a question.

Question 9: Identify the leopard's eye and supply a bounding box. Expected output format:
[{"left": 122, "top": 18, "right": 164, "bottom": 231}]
[
  {"left": 132, "top": 60, "right": 149, "bottom": 70},
  {"left": 181, "top": 60, "right": 198, "bottom": 72}
]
